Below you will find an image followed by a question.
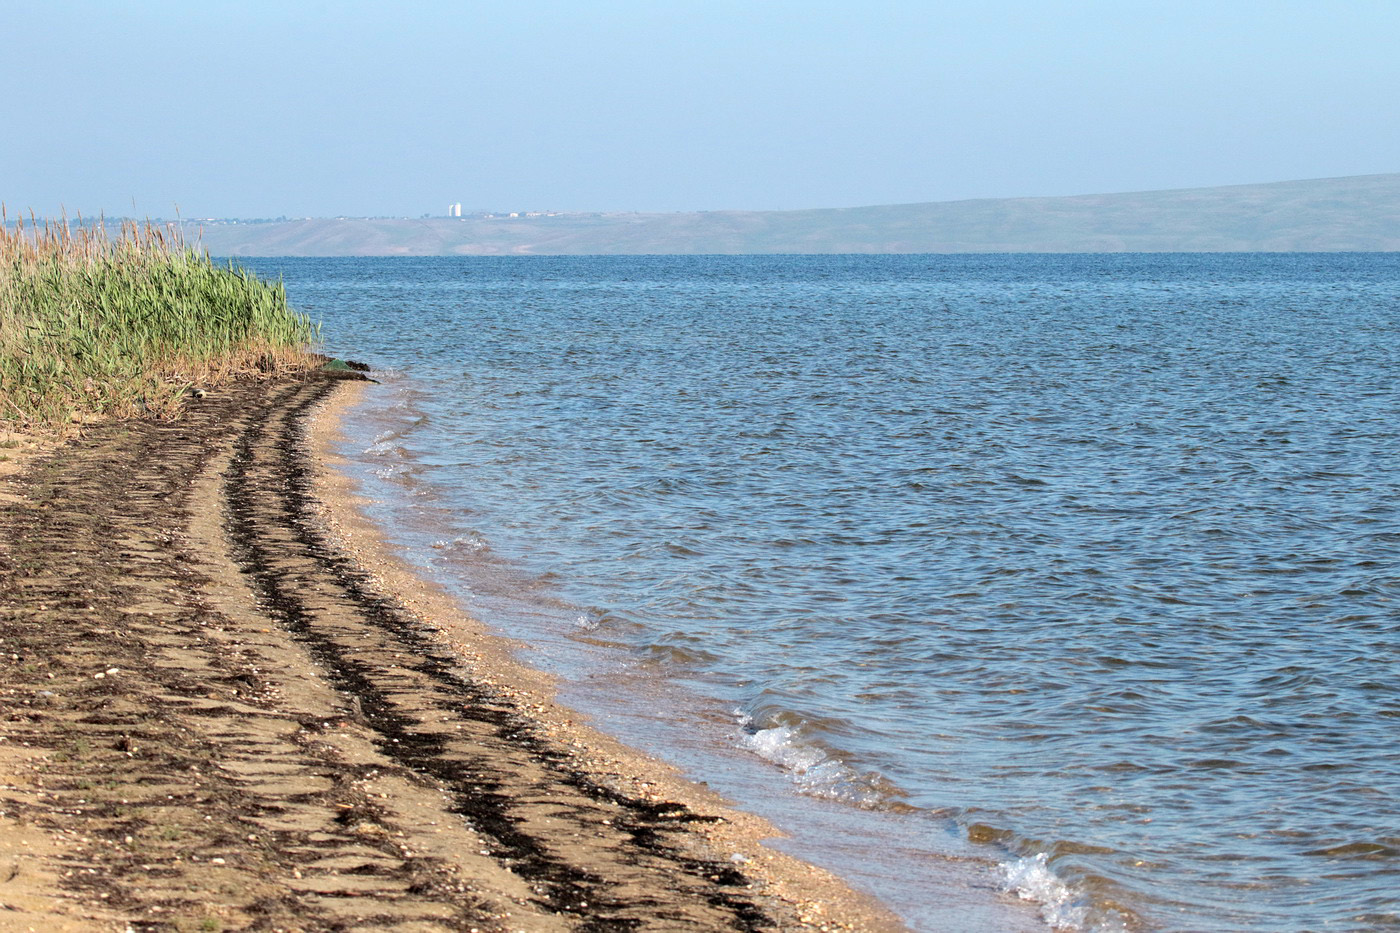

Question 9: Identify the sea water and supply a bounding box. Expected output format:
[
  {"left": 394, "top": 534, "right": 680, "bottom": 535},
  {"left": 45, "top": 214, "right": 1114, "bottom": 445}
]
[{"left": 242, "top": 254, "right": 1400, "bottom": 931}]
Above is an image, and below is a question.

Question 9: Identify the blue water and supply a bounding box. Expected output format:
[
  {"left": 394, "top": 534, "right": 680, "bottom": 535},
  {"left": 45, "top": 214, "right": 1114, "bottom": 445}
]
[{"left": 246, "top": 254, "right": 1400, "bottom": 932}]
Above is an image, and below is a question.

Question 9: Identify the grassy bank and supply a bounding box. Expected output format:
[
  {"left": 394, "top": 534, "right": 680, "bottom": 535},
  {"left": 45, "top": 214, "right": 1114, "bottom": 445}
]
[{"left": 1, "top": 213, "right": 317, "bottom": 427}]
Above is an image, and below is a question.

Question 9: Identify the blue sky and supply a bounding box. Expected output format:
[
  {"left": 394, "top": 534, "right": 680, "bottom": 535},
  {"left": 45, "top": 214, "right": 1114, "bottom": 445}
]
[{"left": 4, "top": 1, "right": 1397, "bottom": 218}]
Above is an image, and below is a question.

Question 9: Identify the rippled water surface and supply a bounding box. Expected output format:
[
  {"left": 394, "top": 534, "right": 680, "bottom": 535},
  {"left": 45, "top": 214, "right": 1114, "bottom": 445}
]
[{"left": 248, "top": 254, "right": 1400, "bottom": 931}]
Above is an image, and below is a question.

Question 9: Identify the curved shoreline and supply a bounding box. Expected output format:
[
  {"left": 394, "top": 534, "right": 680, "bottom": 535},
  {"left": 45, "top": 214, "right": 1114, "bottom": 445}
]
[{"left": 0, "top": 374, "right": 901, "bottom": 931}]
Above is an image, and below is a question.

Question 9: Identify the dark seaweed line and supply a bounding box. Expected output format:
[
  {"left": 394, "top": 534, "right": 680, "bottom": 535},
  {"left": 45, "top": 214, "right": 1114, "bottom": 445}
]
[{"left": 222, "top": 378, "right": 773, "bottom": 932}]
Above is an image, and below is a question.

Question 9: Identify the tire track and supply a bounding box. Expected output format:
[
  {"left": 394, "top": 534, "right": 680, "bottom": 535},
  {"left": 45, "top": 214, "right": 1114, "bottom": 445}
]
[{"left": 222, "top": 378, "right": 774, "bottom": 931}]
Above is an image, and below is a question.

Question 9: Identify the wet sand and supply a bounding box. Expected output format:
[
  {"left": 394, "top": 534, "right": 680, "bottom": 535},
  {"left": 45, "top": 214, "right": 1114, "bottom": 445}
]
[{"left": 0, "top": 373, "right": 903, "bottom": 932}]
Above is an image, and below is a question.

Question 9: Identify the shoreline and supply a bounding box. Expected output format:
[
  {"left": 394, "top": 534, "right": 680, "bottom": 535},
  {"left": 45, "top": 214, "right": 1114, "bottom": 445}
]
[
  {"left": 0, "top": 373, "right": 901, "bottom": 931},
  {"left": 318, "top": 380, "right": 1058, "bottom": 933}
]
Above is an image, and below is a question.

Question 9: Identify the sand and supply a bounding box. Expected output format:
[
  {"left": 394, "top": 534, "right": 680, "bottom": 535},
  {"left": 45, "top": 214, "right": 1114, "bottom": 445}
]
[{"left": 0, "top": 373, "right": 903, "bottom": 932}]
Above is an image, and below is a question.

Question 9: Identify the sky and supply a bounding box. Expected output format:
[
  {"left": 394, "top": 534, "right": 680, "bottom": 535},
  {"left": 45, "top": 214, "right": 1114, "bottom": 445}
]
[{"left": 3, "top": 0, "right": 1398, "bottom": 218}]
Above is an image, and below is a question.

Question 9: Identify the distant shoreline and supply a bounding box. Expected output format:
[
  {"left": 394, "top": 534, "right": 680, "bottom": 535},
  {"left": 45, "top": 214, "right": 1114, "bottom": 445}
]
[{"left": 15, "top": 171, "right": 1397, "bottom": 256}]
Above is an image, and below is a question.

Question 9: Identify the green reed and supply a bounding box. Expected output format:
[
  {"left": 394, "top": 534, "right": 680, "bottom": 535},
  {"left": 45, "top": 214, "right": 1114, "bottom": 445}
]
[{"left": 0, "top": 211, "right": 318, "bottom": 427}]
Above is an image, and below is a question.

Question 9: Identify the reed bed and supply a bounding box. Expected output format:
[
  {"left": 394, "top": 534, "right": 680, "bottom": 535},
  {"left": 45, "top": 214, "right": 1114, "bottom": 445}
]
[{"left": 1, "top": 212, "right": 318, "bottom": 427}]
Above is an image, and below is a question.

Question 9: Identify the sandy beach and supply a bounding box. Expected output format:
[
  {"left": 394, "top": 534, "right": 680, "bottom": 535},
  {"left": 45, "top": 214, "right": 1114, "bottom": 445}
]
[{"left": 0, "top": 373, "right": 902, "bottom": 932}]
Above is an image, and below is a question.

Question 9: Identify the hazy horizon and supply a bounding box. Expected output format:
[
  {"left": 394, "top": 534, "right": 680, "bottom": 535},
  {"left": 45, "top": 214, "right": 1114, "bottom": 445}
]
[
  {"left": 6, "top": 2, "right": 1399, "bottom": 220},
  {"left": 177, "top": 170, "right": 1400, "bottom": 221},
  {"left": 7, "top": 170, "right": 1395, "bottom": 226}
]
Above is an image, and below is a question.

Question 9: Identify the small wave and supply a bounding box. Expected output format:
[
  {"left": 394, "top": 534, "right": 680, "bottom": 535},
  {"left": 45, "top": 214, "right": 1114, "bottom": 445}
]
[
  {"left": 733, "top": 712, "right": 894, "bottom": 808},
  {"left": 365, "top": 439, "right": 411, "bottom": 458},
  {"left": 640, "top": 642, "right": 721, "bottom": 665},
  {"left": 429, "top": 533, "right": 491, "bottom": 556},
  {"left": 1002, "top": 853, "right": 1133, "bottom": 933},
  {"left": 1302, "top": 841, "right": 1400, "bottom": 859},
  {"left": 362, "top": 410, "right": 430, "bottom": 455},
  {"left": 371, "top": 463, "right": 420, "bottom": 481},
  {"left": 1002, "top": 853, "right": 1093, "bottom": 931}
]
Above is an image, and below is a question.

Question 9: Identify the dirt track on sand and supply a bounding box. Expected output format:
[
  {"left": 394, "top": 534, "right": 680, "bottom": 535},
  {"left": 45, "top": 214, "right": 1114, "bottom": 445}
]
[{"left": 0, "top": 375, "right": 899, "bottom": 932}]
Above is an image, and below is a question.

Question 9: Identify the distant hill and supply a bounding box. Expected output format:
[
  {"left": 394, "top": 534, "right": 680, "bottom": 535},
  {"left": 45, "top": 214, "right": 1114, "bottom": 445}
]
[{"left": 186, "top": 173, "right": 1400, "bottom": 256}]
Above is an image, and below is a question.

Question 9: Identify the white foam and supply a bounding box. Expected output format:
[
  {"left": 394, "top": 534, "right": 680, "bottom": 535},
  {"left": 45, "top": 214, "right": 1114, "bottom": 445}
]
[
  {"left": 365, "top": 439, "right": 407, "bottom": 456},
  {"left": 1001, "top": 852, "right": 1128, "bottom": 932},
  {"left": 1003, "top": 853, "right": 1086, "bottom": 929},
  {"left": 430, "top": 533, "right": 489, "bottom": 554},
  {"left": 733, "top": 712, "right": 886, "bottom": 807}
]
